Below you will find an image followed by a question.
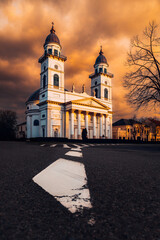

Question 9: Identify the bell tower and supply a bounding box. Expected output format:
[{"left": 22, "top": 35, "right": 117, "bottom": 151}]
[
  {"left": 38, "top": 23, "right": 67, "bottom": 102},
  {"left": 89, "top": 47, "right": 113, "bottom": 102}
]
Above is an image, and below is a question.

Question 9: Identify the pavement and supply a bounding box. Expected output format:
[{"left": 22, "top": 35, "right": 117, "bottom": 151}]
[{"left": 0, "top": 141, "right": 160, "bottom": 240}]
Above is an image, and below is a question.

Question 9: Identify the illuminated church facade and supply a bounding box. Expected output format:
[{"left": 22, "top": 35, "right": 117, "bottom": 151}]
[{"left": 26, "top": 24, "right": 113, "bottom": 139}]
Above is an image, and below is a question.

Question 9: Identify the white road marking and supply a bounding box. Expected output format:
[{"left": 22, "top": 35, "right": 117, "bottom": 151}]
[
  {"left": 50, "top": 144, "right": 57, "bottom": 148},
  {"left": 70, "top": 148, "right": 82, "bottom": 151},
  {"left": 65, "top": 151, "right": 82, "bottom": 157},
  {"left": 73, "top": 144, "right": 82, "bottom": 148},
  {"left": 63, "top": 144, "right": 70, "bottom": 148},
  {"left": 40, "top": 144, "right": 45, "bottom": 147},
  {"left": 33, "top": 158, "right": 92, "bottom": 213},
  {"left": 81, "top": 144, "right": 89, "bottom": 147}
]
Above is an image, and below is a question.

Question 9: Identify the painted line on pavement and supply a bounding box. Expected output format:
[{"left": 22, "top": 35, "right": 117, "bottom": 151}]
[
  {"left": 73, "top": 144, "right": 82, "bottom": 148},
  {"left": 63, "top": 144, "right": 71, "bottom": 148},
  {"left": 50, "top": 144, "right": 57, "bottom": 148},
  {"left": 65, "top": 151, "right": 82, "bottom": 157},
  {"left": 70, "top": 148, "right": 82, "bottom": 152}
]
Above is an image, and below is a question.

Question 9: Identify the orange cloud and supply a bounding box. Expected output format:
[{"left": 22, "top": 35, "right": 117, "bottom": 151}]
[{"left": 0, "top": 0, "right": 160, "bottom": 122}]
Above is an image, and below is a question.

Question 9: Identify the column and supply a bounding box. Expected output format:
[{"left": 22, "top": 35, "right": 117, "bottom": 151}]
[
  {"left": 100, "top": 114, "right": 102, "bottom": 138},
  {"left": 46, "top": 107, "right": 51, "bottom": 137},
  {"left": 105, "top": 114, "right": 108, "bottom": 139},
  {"left": 93, "top": 113, "right": 96, "bottom": 139},
  {"left": 66, "top": 111, "right": 69, "bottom": 138},
  {"left": 70, "top": 110, "right": 74, "bottom": 139},
  {"left": 77, "top": 110, "right": 81, "bottom": 139},
  {"left": 85, "top": 111, "right": 88, "bottom": 132},
  {"left": 60, "top": 111, "right": 63, "bottom": 137},
  {"left": 110, "top": 116, "right": 112, "bottom": 139}
]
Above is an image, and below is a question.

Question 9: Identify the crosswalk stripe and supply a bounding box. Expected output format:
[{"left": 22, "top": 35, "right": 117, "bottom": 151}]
[
  {"left": 81, "top": 144, "right": 89, "bottom": 147},
  {"left": 50, "top": 144, "right": 57, "bottom": 148},
  {"left": 63, "top": 144, "right": 70, "bottom": 148},
  {"left": 65, "top": 151, "right": 82, "bottom": 157},
  {"left": 73, "top": 144, "right": 82, "bottom": 148},
  {"left": 70, "top": 148, "right": 82, "bottom": 152}
]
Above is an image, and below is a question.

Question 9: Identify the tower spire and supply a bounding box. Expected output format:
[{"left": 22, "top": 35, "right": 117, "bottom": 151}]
[
  {"left": 50, "top": 22, "right": 55, "bottom": 33},
  {"left": 99, "top": 45, "right": 103, "bottom": 55}
]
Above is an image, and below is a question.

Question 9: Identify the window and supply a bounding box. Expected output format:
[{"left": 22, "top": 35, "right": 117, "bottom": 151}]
[
  {"left": 104, "top": 88, "right": 108, "bottom": 99},
  {"left": 95, "top": 81, "right": 97, "bottom": 85},
  {"left": 43, "top": 75, "right": 46, "bottom": 89},
  {"left": 104, "top": 68, "right": 107, "bottom": 74},
  {"left": 27, "top": 106, "right": 29, "bottom": 110},
  {"left": 54, "top": 74, "right": 59, "bottom": 87},
  {"left": 48, "top": 48, "right": 52, "bottom": 54},
  {"left": 54, "top": 49, "right": 58, "bottom": 56},
  {"left": 44, "top": 65, "right": 46, "bottom": 71},
  {"left": 54, "top": 65, "right": 58, "bottom": 69},
  {"left": 99, "top": 68, "right": 102, "bottom": 73},
  {"left": 95, "top": 88, "right": 98, "bottom": 98},
  {"left": 95, "top": 68, "right": 98, "bottom": 74},
  {"left": 42, "top": 94, "right": 45, "bottom": 98},
  {"left": 105, "top": 81, "right": 107, "bottom": 85},
  {"left": 33, "top": 120, "right": 39, "bottom": 126},
  {"left": 45, "top": 49, "right": 47, "bottom": 55},
  {"left": 42, "top": 114, "right": 45, "bottom": 118}
]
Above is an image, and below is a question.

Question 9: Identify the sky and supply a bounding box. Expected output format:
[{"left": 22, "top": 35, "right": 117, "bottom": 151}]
[{"left": 0, "top": 0, "right": 160, "bottom": 123}]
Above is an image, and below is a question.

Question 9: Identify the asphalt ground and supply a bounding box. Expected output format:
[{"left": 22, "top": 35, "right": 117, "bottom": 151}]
[{"left": 0, "top": 141, "right": 160, "bottom": 240}]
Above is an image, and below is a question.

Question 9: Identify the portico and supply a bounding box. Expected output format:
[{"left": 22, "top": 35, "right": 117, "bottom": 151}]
[{"left": 65, "top": 97, "right": 112, "bottom": 139}]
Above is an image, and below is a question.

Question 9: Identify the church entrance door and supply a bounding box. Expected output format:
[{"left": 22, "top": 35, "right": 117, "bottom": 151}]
[{"left": 52, "top": 126, "right": 60, "bottom": 137}]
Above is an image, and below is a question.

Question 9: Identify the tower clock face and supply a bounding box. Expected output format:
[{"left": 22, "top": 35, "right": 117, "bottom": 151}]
[{"left": 55, "top": 65, "right": 58, "bottom": 69}]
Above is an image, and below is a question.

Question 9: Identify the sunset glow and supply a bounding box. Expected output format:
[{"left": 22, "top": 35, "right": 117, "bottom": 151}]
[{"left": 0, "top": 0, "right": 160, "bottom": 122}]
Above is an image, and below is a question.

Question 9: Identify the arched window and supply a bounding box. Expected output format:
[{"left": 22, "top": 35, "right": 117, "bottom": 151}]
[
  {"left": 95, "top": 68, "right": 98, "bottom": 74},
  {"left": 33, "top": 120, "right": 39, "bottom": 126},
  {"left": 104, "top": 88, "right": 108, "bottom": 99},
  {"left": 54, "top": 49, "right": 58, "bottom": 56},
  {"left": 95, "top": 88, "right": 98, "bottom": 98},
  {"left": 99, "top": 68, "right": 102, "bottom": 73},
  {"left": 43, "top": 75, "right": 46, "bottom": 89},
  {"left": 54, "top": 74, "right": 59, "bottom": 87}
]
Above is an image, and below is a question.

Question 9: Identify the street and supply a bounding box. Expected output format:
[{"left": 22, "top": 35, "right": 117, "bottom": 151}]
[{"left": 0, "top": 141, "right": 160, "bottom": 240}]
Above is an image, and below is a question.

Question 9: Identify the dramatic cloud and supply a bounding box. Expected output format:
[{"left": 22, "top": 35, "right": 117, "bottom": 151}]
[{"left": 0, "top": 0, "right": 160, "bottom": 122}]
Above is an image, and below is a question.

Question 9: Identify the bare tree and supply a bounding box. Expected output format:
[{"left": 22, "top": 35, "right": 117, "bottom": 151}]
[{"left": 123, "top": 22, "right": 160, "bottom": 109}]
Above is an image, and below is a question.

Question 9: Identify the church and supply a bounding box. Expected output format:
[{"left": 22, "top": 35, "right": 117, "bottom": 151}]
[{"left": 26, "top": 24, "right": 114, "bottom": 139}]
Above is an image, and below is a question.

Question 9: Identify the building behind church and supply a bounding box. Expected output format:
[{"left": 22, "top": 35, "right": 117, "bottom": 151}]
[
  {"left": 25, "top": 24, "right": 113, "bottom": 139},
  {"left": 113, "top": 118, "right": 160, "bottom": 141}
]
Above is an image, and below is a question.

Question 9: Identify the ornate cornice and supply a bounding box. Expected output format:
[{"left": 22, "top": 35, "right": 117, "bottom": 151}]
[
  {"left": 40, "top": 67, "right": 64, "bottom": 75},
  {"left": 38, "top": 54, "right": 67, "bottom": 63},
  {"left": 38, "top": 100, "right": 62, "bottom": 106}
]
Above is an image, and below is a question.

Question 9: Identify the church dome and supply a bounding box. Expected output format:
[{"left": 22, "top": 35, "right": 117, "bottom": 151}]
[
  {"left": 26, "top": 89, "right": 40, "bottom": 103},
  {"left": 44, "top": 23, "right": 61, "bottom": 47},
  {"left": 95, "top": 48, "right": 109, "bottom": 66}
]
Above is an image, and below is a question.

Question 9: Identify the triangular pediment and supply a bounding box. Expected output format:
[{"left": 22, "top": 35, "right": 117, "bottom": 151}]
[{"left": 69, "top": 97, "right": 110, "bottom": 110}]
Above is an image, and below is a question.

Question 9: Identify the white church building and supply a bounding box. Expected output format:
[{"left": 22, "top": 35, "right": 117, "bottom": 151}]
[{"left": 26, "top": 24, "right": 113, "bottom": 139}]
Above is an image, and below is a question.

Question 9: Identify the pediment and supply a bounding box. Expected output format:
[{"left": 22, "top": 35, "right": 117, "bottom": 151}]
[{"left": 70, "top": 97, "right": 110, "bottom": 110}]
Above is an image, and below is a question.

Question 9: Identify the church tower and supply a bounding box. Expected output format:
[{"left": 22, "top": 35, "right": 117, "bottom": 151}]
[
  {"left": 38, "top": 23, "right": 67, "bottom": 102},
  {"left": 89, "top": 47, "right": 113, "bottom": 103}
]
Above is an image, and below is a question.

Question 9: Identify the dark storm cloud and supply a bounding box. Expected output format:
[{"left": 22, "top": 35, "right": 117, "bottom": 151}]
[{"left": 0, "top": 0, "right": 160, "bottom": 122}]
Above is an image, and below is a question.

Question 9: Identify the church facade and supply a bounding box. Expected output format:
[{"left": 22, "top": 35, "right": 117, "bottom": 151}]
[{"left": 26, "top": 24, "right": 114, "bottom": 139}]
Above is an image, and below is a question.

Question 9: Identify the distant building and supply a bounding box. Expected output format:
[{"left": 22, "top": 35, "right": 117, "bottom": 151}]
[
  {"left": 25, "top": 24, "right": 114, "bottom": 139},
  {"left": 113, "top": 118, "right": 160, "bottom": 141},
  {"left": 16, "top": 122, "right": 26, "bottom": 139},
  {"left": 113, "top": 119, "right": 142, "bottom": 140}
]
